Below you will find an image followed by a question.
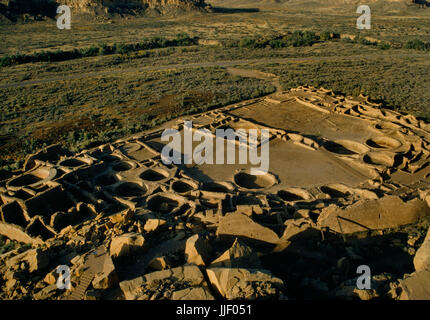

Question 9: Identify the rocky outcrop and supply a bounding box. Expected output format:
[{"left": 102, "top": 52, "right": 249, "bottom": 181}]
[
  {"left": 5, "top": 248, "right": 49, "bottom": 273},
  {"left": 109, "top": 232, "right": 146, "bottom": 259},
  {"left": 414, "top": 226, "right": 430, "bottom": 272},
  {"left": 206, "top": 268, "right": 285, "bottom": 299},
  {"left": 1, "top": 0, "right": 57, "bottom": 15},
  {"left": 406, "top": 0, "right": 430, "bottom": 8},
  {"left": 0, "top": 0, "right": 211, "bottom": 19},
  {"left": 184, "top": 234, "right": 212, "bottom": 266},
  {"left": 91, "top": 252, "right": 118, "bottom": 289},
  {"left": 216, "top": 213, "right": 280, "bottom": 247},
  {"left": 317, "top": 196, "right": 430, "bottom": 234},
  {"left": 399, "top": 271, "right": 430, "bottom": 299},
  {"left": 60, "top": 0, "right": 211, "bottom": 15},
  {"left": 210, "top": 238, "right": 261, "bottom": 268},
  {"left": 119, "top": 265, "right": 210, "bottom": 300}
]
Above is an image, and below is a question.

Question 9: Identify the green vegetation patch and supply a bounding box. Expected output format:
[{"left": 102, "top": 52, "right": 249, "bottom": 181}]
[
  {"left": 0, "top": 235, "right": 16, "bottom": 255},
  {"left": 0, "top": 33, "right": 197, "bottom": 67}
]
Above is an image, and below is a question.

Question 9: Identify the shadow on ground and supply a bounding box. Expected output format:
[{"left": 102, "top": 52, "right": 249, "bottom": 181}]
[{"left": 212, "top": 7, "right": 260, "bottom": 13}]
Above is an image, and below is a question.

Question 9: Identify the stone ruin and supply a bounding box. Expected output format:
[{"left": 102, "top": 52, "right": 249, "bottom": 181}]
[{"left": 0, "top": 86, "right": 429, "bottom": 300}]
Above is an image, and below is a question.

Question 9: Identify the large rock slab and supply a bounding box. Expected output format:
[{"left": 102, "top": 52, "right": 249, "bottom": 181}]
[
  {"left": 216, "top": 213, "right": 280, "bottom": 247},
  {"left": 110, "top": 232, "right": 146, "bottom": 259},
  {"left": 206, "top": 267, "right": 285, "bottom": 299},
  {"left": 317, "top": 196, "right": 430, "bottom": 234},
  {"left": 171, "top": 287, "right": 215, "bottom": 300},
  {"left": 333, "top": 273, "right": 393, "bottom": 300},
  {"left": 119, "top": 265, "right": 207, "bottom": 300},
  {"left": 92, "top": 252, "right": 118, "bottom": 290},
  {"left": 34, "top": 284, "right": 58, "bottom": 300},
  {"left": 275, "top": 219, "right": 320, "bottom": 251},
  {"left": 414, "top": 226, "right": 430, "bottom": 272},
  {"left": 143, "top": 218, "right": 167, "bottom": 233},
  {"left": 399, "top": 271, "right": 430, "bottom": 300},
  {"left": 6, "top": 248, "right": 49, "bottom": 273},
  {"left": 210, "top": 238, "right": 261, "bottom": 268},
  {"left": 0, "top": 222, "right": 43, "bottom": 245},
  {"left": 185, "top": 234, "right": 212, "bottom": 266}
]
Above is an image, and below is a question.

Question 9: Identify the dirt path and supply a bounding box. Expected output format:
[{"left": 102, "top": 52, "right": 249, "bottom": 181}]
[{"left": 227, "top": 67, "right": 282, "bottom": 92}]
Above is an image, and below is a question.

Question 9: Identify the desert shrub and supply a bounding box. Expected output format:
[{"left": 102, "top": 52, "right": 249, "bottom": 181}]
[
  {"left": 114, "top": 43, "right": 133, "bottom": 55},
  {"left": 222, "top": 39, "right": 240, "bottom": 47},
  {"left": 404, "top": 39, "right": 430, "bottom": 51},
  {"left": 240, "top": 38, "right": 258, "bottom": 48},
  {"left": 269, "top": 39, "right": 286, "bottom": 49},
  {"left": 378, "top": 42, "right": 391, "bottom": 50},
  {"left": 175, "top": 33, "right": 195, "bottom": 46},
  {"left": 239, "top": 31, "right": 320, "bottom": 49},
  {"left": 0, "top": 34, "right": 198, "bottom": 68},
  {"left": 354, "top": 35, "right": 376, "bottom": 46},
  {"left": 341, "top": 37, "right": 355, "bottom": 44},
  {"left": 319, "top": 31, "right": 332, "bottom": 41},
  {"left": 145, "top": 36, "right": 169, "bottom": 49},
  {"left": 23, "top": 138, "right": 42, "bottom": 154},
  {"left": 80, "top": 45, "right": 99, "bottom": 57},
  {"left": 0, "top": 55, "right": 12, "bottom": 67},
  {"left": 287, "top": 31, "right": 318, "bottom": 47},
  {"left": 0, "top": 236, "right": 15, "bottom": 255},
  {"left": 98, "top": 43, "right": 113, "bottom": 55},
  {"left": 301, "top": 31, "right": 319, "bottom": 45}
]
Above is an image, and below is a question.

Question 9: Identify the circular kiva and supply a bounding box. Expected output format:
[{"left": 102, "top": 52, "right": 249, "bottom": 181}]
[
  {"left": 171, "top": 180, "right": 198, "bottom": 194},
  {"left": 201, "top": 181, "right": 235, "bottom": 193},
  {"left": 119, "top": 142, "right": 142, "bottom": 154},
  {"left": 139, "top": 168, "right": 169, "bottom": 182},
  {"left": 94, "top": 174, "right": 118, "bottom": 187},
  {"left": 233, "top": 170, "right": 277, "bottom": 190},
  {"left": 319, "top": 184, "right": 352, "bottom": 199},
  {"left": 7, "top": 167, "right": 57, "bottom": 190},
  {"left": 111, "top": 161, "right": 134, "bottom": 172},
  {"left": 357, "top": 105, "right": 384, "bottom": 118},
  {"left": 114, "top": 182, "right": 147, "bottom": 198},
  {"left": 374, "top": 121, "right": 402, "bottom": 131},
  {"left": 323, "top": 140, "right": 369, "bottom": 155},
  {"left": 99, "top": 154, "right": 122, "bottom": 162},
  {"left": 277, "top": 188, "right": 312, "bottom": 202},
  {"left": 363, "top": 151, "right": 397, "bottom": 167},
  {"left": 58, "top": 158, "right": 87, "bottom": 168},
  {"left": 366, "top": 136, "right": 402, "bottom": 150},
  {"left": 146, "top": 194, "right": 182, "bottom": 213}
]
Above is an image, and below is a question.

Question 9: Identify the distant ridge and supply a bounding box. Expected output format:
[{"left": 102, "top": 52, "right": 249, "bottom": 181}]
[
  {"left": 62, "top": 0, "right": 212, "bottom": 15},
  {"left": 0, "top": 0, "right": 212, "bottom": 22}
]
